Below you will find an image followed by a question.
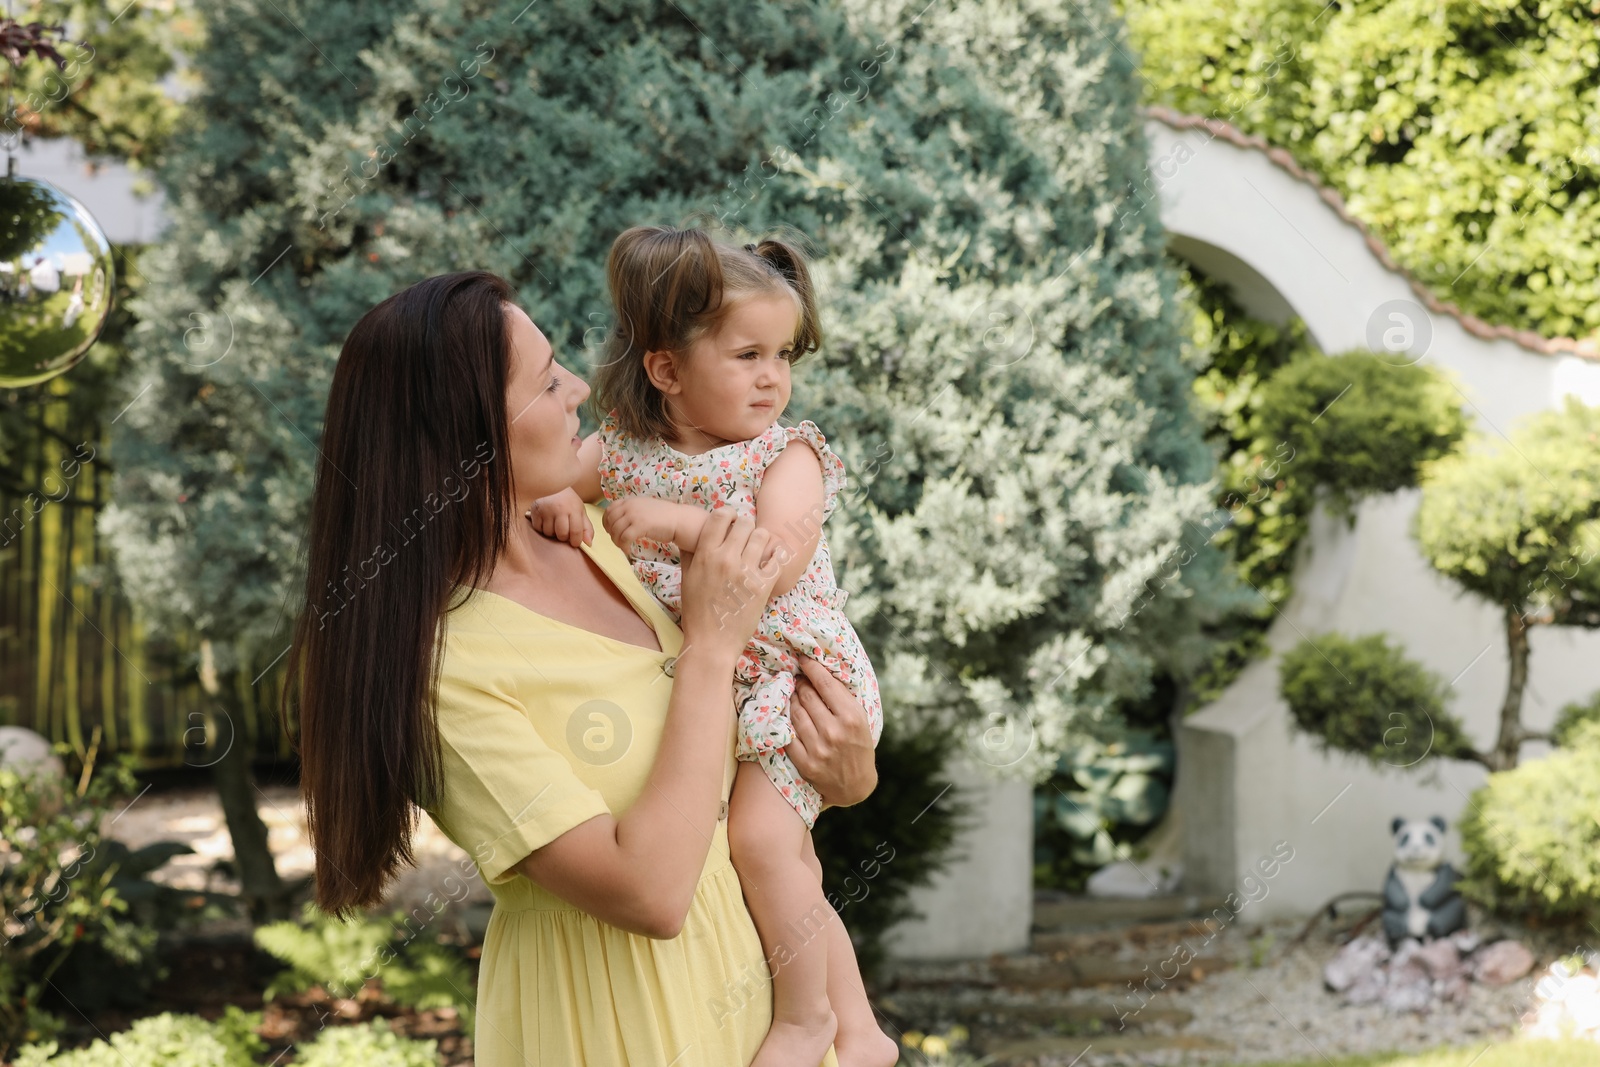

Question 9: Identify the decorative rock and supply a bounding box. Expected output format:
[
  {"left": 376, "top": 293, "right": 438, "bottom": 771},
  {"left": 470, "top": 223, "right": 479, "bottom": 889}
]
[
  {"left": 1474, "top": 940, "right": 1536, "bottom": 986},
  {"left": 1382, "top": 941, "right": 1436, "bottom": 1013},
  {"left": 0, "top": 726, "right": 62, "bottom": 778},
  {"left": 1086, "top": 859, "right": 1183, "bottom": 899},
  {"left": 1323, "top": 932, "right": 1536, "bottom": 1015},
  {"left": 1323, "top": 934, "right": 1390, "bottom": 993},
  {"left": 1414, "top": 938, "right": 1463, "bottom": 981},
  {"left": 1438, "top": 974, "right": 1472, "bottom": 1005}
]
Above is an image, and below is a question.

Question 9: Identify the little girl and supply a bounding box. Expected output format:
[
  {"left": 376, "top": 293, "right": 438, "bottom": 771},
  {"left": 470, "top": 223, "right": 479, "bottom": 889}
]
[{"left": 531, "top": 225, "right": 895, "bottom": 1067}]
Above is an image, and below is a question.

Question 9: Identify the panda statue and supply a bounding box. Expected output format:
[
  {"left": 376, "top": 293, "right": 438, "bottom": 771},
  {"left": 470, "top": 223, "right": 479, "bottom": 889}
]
[{"left": 1382, "top": 815, "right": 1467, "bottom": 946}]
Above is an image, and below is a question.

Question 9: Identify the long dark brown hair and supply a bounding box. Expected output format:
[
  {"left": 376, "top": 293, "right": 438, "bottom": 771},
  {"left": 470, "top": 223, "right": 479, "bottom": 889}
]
[
  {"left": 593, "top": 225, "right": 822, "bottom": 441},
  {"left": 286, "top": 271, "right": 518, "bottom": 918}
]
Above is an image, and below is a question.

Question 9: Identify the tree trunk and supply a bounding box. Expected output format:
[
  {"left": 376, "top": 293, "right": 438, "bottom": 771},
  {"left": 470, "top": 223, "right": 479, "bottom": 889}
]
[
  {"left": 1491, "top": 605, "right": 1531, "bottom": 771},
  {"left": 199, "top": 638, "right": 290, "bottom": 922}
]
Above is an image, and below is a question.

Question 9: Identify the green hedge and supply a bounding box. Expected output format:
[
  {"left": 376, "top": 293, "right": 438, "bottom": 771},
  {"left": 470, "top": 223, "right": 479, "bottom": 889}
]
[
  {"left": 15, "top": 1011, "right": 437, "bottom": 1067},
  {"left": 1123, "top": 0, "right": 1600, "bottom": 341}
]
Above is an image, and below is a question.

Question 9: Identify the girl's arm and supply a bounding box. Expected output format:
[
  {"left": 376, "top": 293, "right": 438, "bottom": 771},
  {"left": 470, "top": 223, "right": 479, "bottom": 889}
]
[
  {"left": 512, "top": 511, "right": 779, "bottom": 938},
  {"left": 604, "top": 439, "right": 826, "bottom": 587},
  {"left": 752, "top": 441, "right": 827, "bottom": 596}
]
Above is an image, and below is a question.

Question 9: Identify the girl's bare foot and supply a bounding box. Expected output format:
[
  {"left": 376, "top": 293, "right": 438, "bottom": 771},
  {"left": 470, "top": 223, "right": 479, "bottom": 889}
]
[
  {"left": 750, "top": 1008, "right": 838, "bottom": 1067},
  {"left": 834, "top": 1024, "right": 899, "bottom": 1067}
]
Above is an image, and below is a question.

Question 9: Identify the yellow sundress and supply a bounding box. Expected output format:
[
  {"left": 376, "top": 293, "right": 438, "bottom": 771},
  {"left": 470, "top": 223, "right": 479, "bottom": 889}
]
[{"left": 424, "top": 503, "right": 841, "bottom": 1067}]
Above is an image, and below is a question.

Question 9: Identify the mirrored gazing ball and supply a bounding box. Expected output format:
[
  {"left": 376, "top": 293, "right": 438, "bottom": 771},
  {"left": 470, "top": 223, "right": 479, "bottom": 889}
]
[{"left": 0, "top": 176, "right": 115, "bottom": 387}]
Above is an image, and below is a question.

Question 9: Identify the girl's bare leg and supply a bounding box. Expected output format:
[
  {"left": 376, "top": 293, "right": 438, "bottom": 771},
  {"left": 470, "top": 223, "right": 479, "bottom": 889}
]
[
  {"left": 801, "top": 834, "right": 899, "bottom": 1067},
  {"left": 729, "top": 760, "right": 837, "bottom": 1067}
]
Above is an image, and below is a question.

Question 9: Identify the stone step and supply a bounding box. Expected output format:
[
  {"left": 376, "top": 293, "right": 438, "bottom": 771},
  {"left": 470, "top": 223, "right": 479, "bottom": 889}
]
[
  {"left": 992, "top": 953, "right": 1231, "bottom": 990},
  {"left": 1031, "top": 917, "right": 1225, "bottom": 957},
  {"left": 978, "top": 1032, "right": 1233, "bottom": 1064},
  {"left": 1032, "top": 893, "right": 1231, "bottom": 932}
]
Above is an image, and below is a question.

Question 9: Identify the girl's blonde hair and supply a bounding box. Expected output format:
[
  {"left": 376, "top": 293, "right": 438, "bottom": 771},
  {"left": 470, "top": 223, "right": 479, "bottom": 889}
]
[{"left": 593, "top": 225, "right": 821, "bottom": 441}]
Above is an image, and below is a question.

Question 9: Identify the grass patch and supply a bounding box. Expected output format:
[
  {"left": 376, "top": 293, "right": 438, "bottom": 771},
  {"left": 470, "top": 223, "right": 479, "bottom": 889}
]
[{"left": 1227, "top": 1041, "right": 1597, "bottom": 1067}]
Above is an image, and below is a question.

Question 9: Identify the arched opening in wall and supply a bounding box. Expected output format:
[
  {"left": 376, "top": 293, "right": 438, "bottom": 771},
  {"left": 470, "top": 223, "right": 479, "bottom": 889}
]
[
  {"left": 1031, "top": 240, "right": 1323, "bottom": 901},
  {"left": 1167, "top": 236, "right": 1299, "bottom": 334}
]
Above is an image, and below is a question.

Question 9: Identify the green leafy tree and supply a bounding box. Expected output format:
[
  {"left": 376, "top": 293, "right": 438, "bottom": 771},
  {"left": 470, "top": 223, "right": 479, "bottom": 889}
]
[
  {"left": 3, "top": 1, "right": 199, "bottom": 169},
  {"left": 1281, "top": 398, "right": 1600, "bottom": 772},
  {"left": 1413, "top": 397, "right": 1600, "bottom": 769},
  {"left": 104, "top": 0, "right": 1243, "bottom": 939},
  {"left": 1122, "top": 0, "right": 1600, "bottom": 342},
  {"left": 1189, "top": 339, "right": 1467, "bottom": 705}
]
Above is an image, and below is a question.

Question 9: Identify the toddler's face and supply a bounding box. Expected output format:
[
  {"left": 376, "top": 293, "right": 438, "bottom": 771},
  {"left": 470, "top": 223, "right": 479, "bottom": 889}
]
[{"left": 668, "top": 291, "right": 797, "bottom": 449}]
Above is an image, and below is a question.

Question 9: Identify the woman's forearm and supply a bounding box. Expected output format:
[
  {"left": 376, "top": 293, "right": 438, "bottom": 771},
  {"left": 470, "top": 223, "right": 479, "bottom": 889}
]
[{"left": 515, "top": 644, "right": 739, "bottom": 938}]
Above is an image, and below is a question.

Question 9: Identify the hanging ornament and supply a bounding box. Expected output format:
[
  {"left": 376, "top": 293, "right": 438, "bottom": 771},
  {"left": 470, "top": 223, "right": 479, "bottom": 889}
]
[{"left": 0, "top": 13, "right": 113, "bottom": 388}]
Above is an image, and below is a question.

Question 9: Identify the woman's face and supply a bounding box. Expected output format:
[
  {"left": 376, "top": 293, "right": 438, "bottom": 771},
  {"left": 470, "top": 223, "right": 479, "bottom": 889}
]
[{"left": 503, "top": 303, "right": 591, "bottom": 506}]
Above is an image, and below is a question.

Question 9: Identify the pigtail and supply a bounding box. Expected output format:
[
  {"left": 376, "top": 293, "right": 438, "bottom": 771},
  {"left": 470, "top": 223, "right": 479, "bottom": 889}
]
[{"left": 748, "top": 237, "right": 823, "bottom": 361}]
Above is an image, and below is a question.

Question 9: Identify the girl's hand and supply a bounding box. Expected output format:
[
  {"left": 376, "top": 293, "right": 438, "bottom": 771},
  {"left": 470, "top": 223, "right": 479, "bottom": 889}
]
[
  {"left": 602, "top": 497, "right": 683, "bottom": 552},
  {"left": 530, "top": 488, "right": 593, "bottom": 547},
  {"left": 677, "top": 508, "right": 779, "bottom": 665},
  {"left": 786, "top": 657, "right": 878, "bottom": 808}
]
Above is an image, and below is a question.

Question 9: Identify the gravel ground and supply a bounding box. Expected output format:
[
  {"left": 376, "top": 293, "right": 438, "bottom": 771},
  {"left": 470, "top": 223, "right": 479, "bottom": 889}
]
[
  {"left": 1101, "top": 917, "right": 1535, "bottom": 1065},
  {"left": 882, "top": 910, "right": 1554, "bottom": 1066},
  {"left": 104, "top": 783, "right": 495, "bottom": 915}
]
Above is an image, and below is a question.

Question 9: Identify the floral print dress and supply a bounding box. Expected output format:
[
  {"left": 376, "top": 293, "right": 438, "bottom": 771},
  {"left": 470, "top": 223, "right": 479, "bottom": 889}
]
[{"left": 597, "top": 411, "right": 883, "bottom": 829}]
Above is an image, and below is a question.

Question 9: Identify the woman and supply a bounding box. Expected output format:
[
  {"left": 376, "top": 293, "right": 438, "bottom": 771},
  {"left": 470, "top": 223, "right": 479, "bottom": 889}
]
[{"left": 288, "top": 271, "right": 879, "bottom": 1066}]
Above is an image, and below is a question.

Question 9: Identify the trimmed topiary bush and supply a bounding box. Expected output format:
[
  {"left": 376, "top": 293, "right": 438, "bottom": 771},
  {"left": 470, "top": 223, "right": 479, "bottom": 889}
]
[
  {"left": 1281, "top": 399, "right": 1600, "bottom": 775},
  {"left": 1252, "top": 349, "right": 1468, "bottom": 520},
  {"left": 1552, "top": 691, "right": 1600, "bottom": 750},
  {"left": 1278, "top": 632, "right": 1477, "bottom": 769},
  {"left": 1460, "top": 720, "right": 1600, "bottom": 923}
]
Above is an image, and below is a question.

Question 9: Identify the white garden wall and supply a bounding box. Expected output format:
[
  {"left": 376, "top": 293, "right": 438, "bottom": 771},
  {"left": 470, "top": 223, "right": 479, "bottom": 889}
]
[{"left": 1146, "top": 109, "right": 1600, "bottom": 919}]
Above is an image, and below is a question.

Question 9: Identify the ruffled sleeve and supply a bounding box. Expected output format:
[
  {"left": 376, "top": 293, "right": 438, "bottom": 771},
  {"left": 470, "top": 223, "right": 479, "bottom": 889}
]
[{"left": 749, "top": 419, "right": 849, "bottom": 523}]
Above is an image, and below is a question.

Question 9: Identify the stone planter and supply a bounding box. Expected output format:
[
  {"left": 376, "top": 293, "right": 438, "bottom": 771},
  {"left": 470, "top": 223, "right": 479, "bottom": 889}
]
[{"left": 883, "top": 755, "right": 1033, "bottom": 961}]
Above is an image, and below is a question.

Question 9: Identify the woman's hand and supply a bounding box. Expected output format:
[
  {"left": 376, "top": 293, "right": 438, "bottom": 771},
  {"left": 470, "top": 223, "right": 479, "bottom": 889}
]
[
  {"left": 786, "top": 657, "right": 878, "bottom": 808},
  {"left": 530, "top": 487, "right": 594, "bottom": 547},
  {"left": 676, "top": 508, "right": 778, "bottom": 666}
]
